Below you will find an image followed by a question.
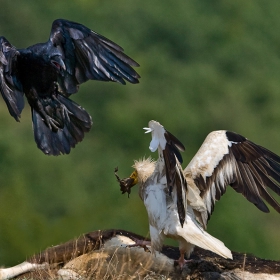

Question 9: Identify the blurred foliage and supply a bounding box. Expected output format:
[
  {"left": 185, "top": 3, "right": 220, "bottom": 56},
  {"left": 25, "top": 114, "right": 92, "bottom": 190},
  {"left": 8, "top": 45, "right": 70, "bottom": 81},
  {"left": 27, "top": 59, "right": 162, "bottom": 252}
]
[{"left": 0, "top": 0, "right": 279, "bottom": 266}]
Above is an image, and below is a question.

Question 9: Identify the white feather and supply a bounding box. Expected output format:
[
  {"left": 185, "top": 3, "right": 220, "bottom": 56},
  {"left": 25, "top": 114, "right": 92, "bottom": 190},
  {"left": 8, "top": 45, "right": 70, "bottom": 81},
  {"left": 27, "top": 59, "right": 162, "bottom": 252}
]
[
  {"left": 149, "top": 224, "right": 165, "bottom": 253},
  {"left": 144, "top": 183, "right": 167, "bottom": 231},
  {"left": 185, "top": 130, "right": 229, "bottom": 179},
  {"left": 133, "top": 123, "right": 233, "bottom": 261},
  {"left": 134, "top": 157, "right": 232, "bottom": 259},
  {"left": 143, "top": 120, "right": 167, "bottom": 152},
  {"left": 176, "top": 208, "right": 232, "bottom": 259}
]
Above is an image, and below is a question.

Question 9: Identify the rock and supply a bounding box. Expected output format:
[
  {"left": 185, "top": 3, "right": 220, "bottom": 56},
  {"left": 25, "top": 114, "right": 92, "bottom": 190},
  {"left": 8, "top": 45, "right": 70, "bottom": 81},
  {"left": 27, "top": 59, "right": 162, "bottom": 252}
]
[{"left": 0, "top": 229, "right": 279, "bottom": 280}]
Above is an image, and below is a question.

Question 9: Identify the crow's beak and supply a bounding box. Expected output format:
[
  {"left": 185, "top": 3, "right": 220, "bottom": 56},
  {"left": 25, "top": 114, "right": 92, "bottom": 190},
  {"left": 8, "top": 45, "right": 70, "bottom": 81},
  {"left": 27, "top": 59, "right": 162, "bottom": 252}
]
[{"left": 51, "top": 55, "right": 66, "bottom": 71}]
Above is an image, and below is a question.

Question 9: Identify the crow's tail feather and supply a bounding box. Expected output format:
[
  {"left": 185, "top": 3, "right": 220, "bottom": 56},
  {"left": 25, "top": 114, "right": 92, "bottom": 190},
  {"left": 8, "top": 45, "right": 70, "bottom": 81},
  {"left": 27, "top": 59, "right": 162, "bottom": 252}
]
[{"left": 32, "top": 95, "right": 92, "bottom": 156}]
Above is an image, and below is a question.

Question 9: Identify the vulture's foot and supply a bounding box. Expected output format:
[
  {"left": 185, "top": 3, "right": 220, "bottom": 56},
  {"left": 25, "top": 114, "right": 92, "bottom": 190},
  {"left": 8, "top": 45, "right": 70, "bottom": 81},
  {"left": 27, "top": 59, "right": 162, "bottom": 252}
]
[{"left": 175, "top": 253, "right": 193, "bottom": 269}]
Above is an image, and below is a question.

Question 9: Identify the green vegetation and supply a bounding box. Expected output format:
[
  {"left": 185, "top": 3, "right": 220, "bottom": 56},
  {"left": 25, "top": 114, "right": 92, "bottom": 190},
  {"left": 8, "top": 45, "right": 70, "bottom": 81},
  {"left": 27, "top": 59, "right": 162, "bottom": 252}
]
[{"left": 0, "top": 0, "right": 279, "bottom": 266}]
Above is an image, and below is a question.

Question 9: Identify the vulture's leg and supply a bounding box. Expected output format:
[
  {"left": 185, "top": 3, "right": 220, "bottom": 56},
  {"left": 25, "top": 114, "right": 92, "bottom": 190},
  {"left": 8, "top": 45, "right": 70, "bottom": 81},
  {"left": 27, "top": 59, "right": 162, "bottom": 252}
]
[{"left": 175, "top": 249, "right": 193, "bottom": 269}]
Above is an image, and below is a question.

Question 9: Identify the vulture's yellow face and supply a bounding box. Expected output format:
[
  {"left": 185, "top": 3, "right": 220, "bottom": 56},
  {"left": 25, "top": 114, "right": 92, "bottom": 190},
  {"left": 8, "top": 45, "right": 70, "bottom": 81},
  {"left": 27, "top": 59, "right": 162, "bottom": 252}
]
[
  {"left": 115, "top": 167, "right": 138, "bottom": 197},
  {"left": 115, "top": 158, "right": 156, "bottom": 197},
  {"left": 129, "top": 170, "right": 138, "bottom": 186}
]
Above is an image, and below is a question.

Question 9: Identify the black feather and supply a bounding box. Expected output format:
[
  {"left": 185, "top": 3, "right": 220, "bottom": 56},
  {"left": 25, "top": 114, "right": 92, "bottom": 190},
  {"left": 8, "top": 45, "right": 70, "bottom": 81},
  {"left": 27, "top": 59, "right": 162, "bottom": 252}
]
[
  {"left": 32, "top": 95, "right": 92, "bottom": 156},
  {"left": 225, "top": 131, "right": 246, "bottom": 143},
  {"left": 0, "top": 19, "right": 140, "bottom": 155},
  {"left": 0, "top": 37, "right": 24, "bottom": 121},
  {"left": 162, "top": 129, "right": 187, "bottom": 226}
]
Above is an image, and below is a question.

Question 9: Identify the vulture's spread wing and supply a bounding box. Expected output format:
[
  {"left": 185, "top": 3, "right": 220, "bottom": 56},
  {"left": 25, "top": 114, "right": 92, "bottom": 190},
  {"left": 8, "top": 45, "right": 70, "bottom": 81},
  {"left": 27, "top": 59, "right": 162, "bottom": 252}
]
[
  {"left": 185, "top": 130, "right": 280, "bottom": 226},
  {"left": 49, "top": 19, "right": 140, "bottom": 94}
]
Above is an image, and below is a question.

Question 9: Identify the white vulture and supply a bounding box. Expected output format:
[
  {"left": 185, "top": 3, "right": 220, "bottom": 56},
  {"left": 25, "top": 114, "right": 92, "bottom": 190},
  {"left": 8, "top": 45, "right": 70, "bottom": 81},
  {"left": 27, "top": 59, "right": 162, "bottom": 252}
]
[{"left": 115, "top": 120, "right": 280, "bottom": 268}]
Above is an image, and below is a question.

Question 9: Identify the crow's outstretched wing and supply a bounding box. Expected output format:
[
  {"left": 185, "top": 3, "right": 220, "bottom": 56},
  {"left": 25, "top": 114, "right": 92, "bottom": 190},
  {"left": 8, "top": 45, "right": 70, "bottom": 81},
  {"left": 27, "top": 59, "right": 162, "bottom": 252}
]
[
  {"left": 0, "top": 37, "right": 24, "bottom": 121},
  {"left": 49, "top": 19, "right": 140, "bottom": 94}
]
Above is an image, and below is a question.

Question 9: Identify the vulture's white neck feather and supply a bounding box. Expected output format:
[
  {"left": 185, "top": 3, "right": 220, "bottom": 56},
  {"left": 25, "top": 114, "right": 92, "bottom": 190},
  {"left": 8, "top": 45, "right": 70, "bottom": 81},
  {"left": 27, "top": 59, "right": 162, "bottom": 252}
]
[{"left": 133, "top": 157, "right": 156, "bottom": 183}]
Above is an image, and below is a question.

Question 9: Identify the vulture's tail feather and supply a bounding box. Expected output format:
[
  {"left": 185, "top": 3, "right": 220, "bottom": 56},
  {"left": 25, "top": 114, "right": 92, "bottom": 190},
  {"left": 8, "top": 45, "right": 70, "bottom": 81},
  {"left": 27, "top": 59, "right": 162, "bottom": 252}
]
[{"left": 178, "top": 215, "right": 232, "bottom": 259}]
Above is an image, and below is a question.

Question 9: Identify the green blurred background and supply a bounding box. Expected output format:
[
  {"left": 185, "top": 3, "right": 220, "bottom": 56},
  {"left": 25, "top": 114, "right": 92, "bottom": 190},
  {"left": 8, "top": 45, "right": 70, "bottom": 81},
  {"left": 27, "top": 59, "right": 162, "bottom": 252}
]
[{"left": 0, "top": 0, "right": 279, "bottom": 266}]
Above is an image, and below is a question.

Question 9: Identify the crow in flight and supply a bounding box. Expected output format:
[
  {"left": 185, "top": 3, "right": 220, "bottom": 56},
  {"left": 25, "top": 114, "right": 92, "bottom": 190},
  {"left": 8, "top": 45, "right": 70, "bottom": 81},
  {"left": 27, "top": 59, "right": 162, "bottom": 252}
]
[{"left": 0, "top": 19, "right": 140, "bottom": 155}]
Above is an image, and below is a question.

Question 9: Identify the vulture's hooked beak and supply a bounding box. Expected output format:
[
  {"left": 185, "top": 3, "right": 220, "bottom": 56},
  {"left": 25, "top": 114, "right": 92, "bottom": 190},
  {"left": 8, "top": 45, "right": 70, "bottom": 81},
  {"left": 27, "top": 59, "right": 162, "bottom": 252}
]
[{"left": 114, "top": 167, "right": 138, "bottom": 198}]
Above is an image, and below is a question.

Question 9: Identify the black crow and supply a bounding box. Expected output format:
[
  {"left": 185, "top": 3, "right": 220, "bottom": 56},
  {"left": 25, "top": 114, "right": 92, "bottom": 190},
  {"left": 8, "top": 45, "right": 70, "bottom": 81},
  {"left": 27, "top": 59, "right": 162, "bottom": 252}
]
[{"left": 0, "top": 19, "right": 140, "bottom": 155}]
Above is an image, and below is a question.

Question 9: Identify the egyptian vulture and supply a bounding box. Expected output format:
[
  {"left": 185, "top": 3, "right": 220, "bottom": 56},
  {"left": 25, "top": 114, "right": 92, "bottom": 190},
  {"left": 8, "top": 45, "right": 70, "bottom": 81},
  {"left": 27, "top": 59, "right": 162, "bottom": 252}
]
[
  {"left": 115, "top": 120, "right": 280, "bottom": 268},
  {"left": 0, "top": 19, "right": 140, "bottom": 155}
]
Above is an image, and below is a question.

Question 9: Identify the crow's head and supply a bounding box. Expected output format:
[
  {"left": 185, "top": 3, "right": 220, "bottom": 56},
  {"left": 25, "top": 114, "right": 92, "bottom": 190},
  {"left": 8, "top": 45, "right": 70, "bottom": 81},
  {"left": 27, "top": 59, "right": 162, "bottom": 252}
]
[{"left": 30, "top": 43, "right": 66, "bottom": 71}]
